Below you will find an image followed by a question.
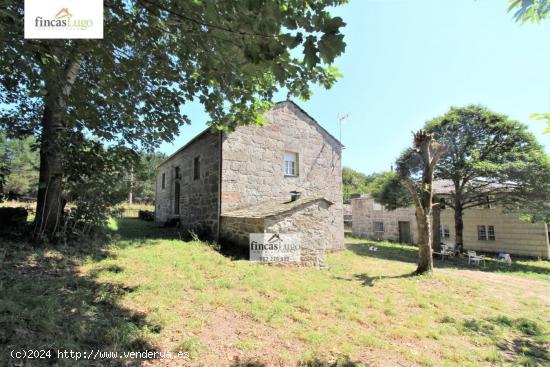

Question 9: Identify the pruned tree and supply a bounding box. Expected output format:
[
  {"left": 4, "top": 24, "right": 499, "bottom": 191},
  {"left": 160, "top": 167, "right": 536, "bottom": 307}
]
[
  {"left": 397, "top": 130, "right": 446, "bottom": 274},
  {"left": 0, "top": 1, "right": 347, "bottom": 241}
]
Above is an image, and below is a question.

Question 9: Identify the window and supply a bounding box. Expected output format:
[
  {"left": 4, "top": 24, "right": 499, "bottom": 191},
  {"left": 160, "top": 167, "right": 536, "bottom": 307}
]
[
  {"left": 488, "top": 225, "right": 496, "bottom": 241},
  {"left": 284, "top": 152, "right": 298, "bottom": 176},
  {"left": 175, "top": 166, "right": 180, "bottom": 179},
  {"left": 440, "top": 224, "right": 450, "bottom": 239},
  {"left": 174, "top": 181, "right": 180, "bottom": 215},
  {"left": 373, "top": 202, "right": 383, "bottom": 211},
  {"left": 439, "top": 197, "right": 446, "bottom": 210},
  {"left": 373, "top": 221, "right": 384, "bottom": 232},
  {"left": 161, "top": 172, "right": 166, "bottom": 189},
  {"left": 193, "top": 156, "right": 200, "bottom": 180},
  {"left": 477, "top": 225, "right": 487, "bottom": 241}
]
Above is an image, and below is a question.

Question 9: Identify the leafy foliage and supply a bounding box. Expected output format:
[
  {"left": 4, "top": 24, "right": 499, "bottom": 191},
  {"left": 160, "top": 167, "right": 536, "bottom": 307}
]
[
  {"left": 121, "top": 151, "right": 166, "bottom": 204},
  {"left": 508, "top": 0, "right": 550, "bottom": 23},
  {"left": 62, "top": 134, "right": 139, "bottom": 236},
  {"left": 368, "top": 171, "right": 412, "bottom": 210},
  {"left": 0, "top": 0, "right": 347, "bottom": 142},
  {"left": 342, "top": 167, "right": 375, "bottom": 202},
  {"left": 0, "top": 131, "right": 39, "bottom": 199},
  {"left": 425, "top": 106, "right": 550, "bottom": 217}
]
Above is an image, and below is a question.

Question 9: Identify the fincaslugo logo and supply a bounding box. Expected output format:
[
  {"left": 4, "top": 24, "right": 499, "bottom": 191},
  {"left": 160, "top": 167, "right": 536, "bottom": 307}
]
[
  {"left": 33, "top": 7, "right": 93, "bottom": 31},
  {"left": 25, "top": 0, "right": 103, "bottom": 39}
]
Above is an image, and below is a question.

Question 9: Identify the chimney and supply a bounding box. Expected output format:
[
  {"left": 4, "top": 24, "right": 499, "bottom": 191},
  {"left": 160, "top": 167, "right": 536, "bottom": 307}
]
[{"left": 290, "top": 191, "right": 301, "bottom": 202}]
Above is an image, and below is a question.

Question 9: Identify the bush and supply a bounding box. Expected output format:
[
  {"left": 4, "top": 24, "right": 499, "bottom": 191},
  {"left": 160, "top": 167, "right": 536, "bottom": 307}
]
[
  {"left": 0, "top": 207, "right": 28, "bottom": 228},
  {"left": 138, "top": 210, "right": 154, "bottom": 221}
]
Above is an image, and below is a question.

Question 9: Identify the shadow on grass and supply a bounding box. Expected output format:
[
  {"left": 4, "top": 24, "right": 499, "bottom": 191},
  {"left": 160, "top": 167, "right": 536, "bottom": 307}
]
[
  {"left": 346, "top": 238, "right": 550, "bottom": 280},
  {"left": 109, "top": 218, "right": 181, "bottom": 241},
  {"left": 443, "top": 315, "right": 549, "bottom": 366},
  {"left": 0, "top": 221, "right": 163, "bottom": 366},
  {"left": 231, "top": 356, "right": 367, "bottom": 367}
]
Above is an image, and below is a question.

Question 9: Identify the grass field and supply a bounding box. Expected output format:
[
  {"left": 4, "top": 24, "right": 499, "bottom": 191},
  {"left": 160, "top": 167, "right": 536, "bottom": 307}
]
[{"left": 1, "top": 219, "right": 548, "bottom": 366}]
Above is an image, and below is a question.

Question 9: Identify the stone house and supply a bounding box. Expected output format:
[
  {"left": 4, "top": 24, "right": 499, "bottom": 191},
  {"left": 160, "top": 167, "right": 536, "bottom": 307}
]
[
  {"left": 352, "top": 193, "right": 550, "bottom": 259},
  {"left": 155, "top": 101, "right": 344, "bottom": 266}
]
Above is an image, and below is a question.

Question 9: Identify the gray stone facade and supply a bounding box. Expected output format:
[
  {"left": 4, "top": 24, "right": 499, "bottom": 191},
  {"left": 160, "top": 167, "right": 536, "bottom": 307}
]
[
  {"left": 220, "top": 198, "right": 333, "bottom": 267},
  {"left": 155, "top": 101, "right": 344, "bottom": 259},
  {"left": 221, "top": 101, "right": 344, "bottom": 250},
  {"left": 351, "top": 196, "right": 417, "bottom": 244},
  {"left": 155, "top": 131, "right": 220, "bottom": 240}
]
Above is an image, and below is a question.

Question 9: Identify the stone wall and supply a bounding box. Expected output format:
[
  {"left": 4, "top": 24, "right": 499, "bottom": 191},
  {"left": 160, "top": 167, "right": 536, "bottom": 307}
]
[
  {"left": 220, "top": 101, "right": 344, "bottom": 250},
  {"left": 351, "top": 196, "right": 418, "bottom": 243},
  {"left": 155, "top": 131, "right": 221, "bottom": 240},
  {"left": 265, "top": 200, "right": 331, "bottom": 267},
  {"left": 219, "top": 216, "right": 264, "bottom": 248}
]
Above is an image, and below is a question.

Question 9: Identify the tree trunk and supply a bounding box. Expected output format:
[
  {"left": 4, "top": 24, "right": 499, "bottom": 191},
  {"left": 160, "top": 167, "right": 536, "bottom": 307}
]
[
  {"left": 415, "top": 207, "right": 433, "bottom": 274},
  {"left": 34, "top": 105, "right": 65, "bottom": 239},
  {"left": 454, "top": 204, "right": 464, "bottom": 253},
  {"left": 33, "top": 56, "right": 82, "bottom": 241}
]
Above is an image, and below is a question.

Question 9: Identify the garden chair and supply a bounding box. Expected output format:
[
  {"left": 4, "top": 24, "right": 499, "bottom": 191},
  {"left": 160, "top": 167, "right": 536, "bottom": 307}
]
[{"left": 467, "top": 251, "right": 485, "bottom": 266}]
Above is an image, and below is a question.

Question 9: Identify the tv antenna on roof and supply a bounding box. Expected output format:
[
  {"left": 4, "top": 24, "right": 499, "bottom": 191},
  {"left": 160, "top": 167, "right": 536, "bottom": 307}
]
[{"left": 338, "top": 113, "right": 349, "bottom": 148}]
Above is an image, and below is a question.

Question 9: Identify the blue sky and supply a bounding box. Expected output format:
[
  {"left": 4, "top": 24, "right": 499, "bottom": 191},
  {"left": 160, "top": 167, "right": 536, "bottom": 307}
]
[{"left": 158, "top": 0, "right": 550, "bottom": 175}]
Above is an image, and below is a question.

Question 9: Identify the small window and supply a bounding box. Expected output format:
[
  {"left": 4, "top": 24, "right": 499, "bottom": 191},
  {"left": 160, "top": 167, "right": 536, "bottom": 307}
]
[
  {"left": 193, "top": 156, "right": 200, "bottom": 180},
  {"left": 284, "top": 152, "right": 298, "bottom": 176},
  {"left": 373, "top": 221, "right": 384, "bottom": 232},
  {"left": 161, "top": 172, "right": 166, "bottom": 189},
  {"left": 439, "top": 197, "right": 446, "bottom": 210},
  {"left": 440, "top": 225, "right": 450, "bottom": 239},
  {"left": 477, "top": 225, "right": 487, "bottom": 241},
  {"left": 373, "top": 202, "right": 383, "bottom": 211},
  {"left": 175, "top": 166, "right": 180, "bottom": 179},
  {"left": 488, "top": 225, "right": 495, "bottom": 241}
]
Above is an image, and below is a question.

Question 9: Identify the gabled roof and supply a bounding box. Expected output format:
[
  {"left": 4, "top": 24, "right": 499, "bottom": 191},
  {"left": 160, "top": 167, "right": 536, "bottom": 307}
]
[
  {"left": 158, "top": 128, "right": 214, "bottom": 168},
  {"left": 158, "top": 100, "right": 342, "bottom": 168},
  {"left": 274, "top": 100, "right": 343, "bottom": 147},
  {"left": 222, "top": 197, "right": 333, "bottom": 219}
]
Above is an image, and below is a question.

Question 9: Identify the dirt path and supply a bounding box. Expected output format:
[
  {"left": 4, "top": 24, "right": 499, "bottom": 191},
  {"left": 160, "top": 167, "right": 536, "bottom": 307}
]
[{"left": 439, "top": 268, "right": 550, "bottom": 304}]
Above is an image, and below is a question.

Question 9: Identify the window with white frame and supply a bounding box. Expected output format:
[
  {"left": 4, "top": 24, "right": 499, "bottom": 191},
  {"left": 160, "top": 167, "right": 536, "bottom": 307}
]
[
  {"left": 373, "top": 221, "right": 384, "bottom": 232},
  {"left": 440, "top": 224, "right": 450, "bottom": 239},
  {"left": 284, "top": 152, "right": 298, "bottom": 176},
  {"left": 487, "top": 225, "right": 496, "bottom": 241},
  {"left": 477, "top": 225, "right": 487, "bottom": 241}
]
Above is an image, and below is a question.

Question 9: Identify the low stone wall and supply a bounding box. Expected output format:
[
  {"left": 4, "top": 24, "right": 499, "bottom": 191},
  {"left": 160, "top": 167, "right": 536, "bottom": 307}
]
[
  {"left": 265, "top": 201, "right": 331, "bottom": 267},
  {"left": 219, "top": 216, "right": 264, "bottom": 248}
]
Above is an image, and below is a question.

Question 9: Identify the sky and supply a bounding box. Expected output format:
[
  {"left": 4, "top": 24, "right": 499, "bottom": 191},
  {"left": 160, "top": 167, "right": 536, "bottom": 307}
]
[{"left": 158, "top": 0, "right": 550, "bottom": 175}]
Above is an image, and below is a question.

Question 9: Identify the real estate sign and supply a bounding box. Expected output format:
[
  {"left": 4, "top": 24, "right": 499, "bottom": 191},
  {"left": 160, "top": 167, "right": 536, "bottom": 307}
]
[{"left": 249, "top": 233, "right": 300, "bottom": 263}]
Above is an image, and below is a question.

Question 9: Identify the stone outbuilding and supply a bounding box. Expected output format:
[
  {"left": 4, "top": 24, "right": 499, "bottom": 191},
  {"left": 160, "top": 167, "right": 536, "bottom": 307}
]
[
  {"left": 155, "top": 101, "right": 344, "bottom": 266},
  {"left": 352, "top": 191, "right": 550, "bottom": 259},
  {"left": 220, "top": 197, "right": 334, "bottom": 267}
]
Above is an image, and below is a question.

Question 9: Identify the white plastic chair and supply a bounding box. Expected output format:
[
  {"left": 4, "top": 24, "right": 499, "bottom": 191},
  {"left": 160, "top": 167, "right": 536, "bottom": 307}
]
[{"left": 467, "top": 251, "right": 485, "bottom": 266}]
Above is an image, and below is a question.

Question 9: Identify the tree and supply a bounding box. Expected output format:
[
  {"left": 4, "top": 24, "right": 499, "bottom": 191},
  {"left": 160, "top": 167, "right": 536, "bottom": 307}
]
[
  {"left": 342, "top": 167, "right": 374, "bottom": 203},
  {"left": 396, "top": 131, "right": 446, "bottom": 274},
  {"left": 123, "top": 151, "right": 166, "bottom": 204},
  {"left": 367, "top": 171, "right": 411, "bottom": 210},
  {"left": 508, "top": 0, "right": 550, "bottom": 23},
  {"left": 0, "top": 1, "right": 347, "bottom": 240},
  {"left": 425, "top": 105, "right": 550, "bottom": 250},
  {"left": 508, "top": 1, "right": 550, "bottom": 129},
  {"left": 0, "top": 131, "right": 39, "bottom": 198}
]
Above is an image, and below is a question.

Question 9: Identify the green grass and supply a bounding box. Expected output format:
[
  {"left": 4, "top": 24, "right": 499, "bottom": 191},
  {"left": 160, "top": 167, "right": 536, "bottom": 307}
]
[{"left": 1, "top": 219, "right": 548, "bottom": 366}]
